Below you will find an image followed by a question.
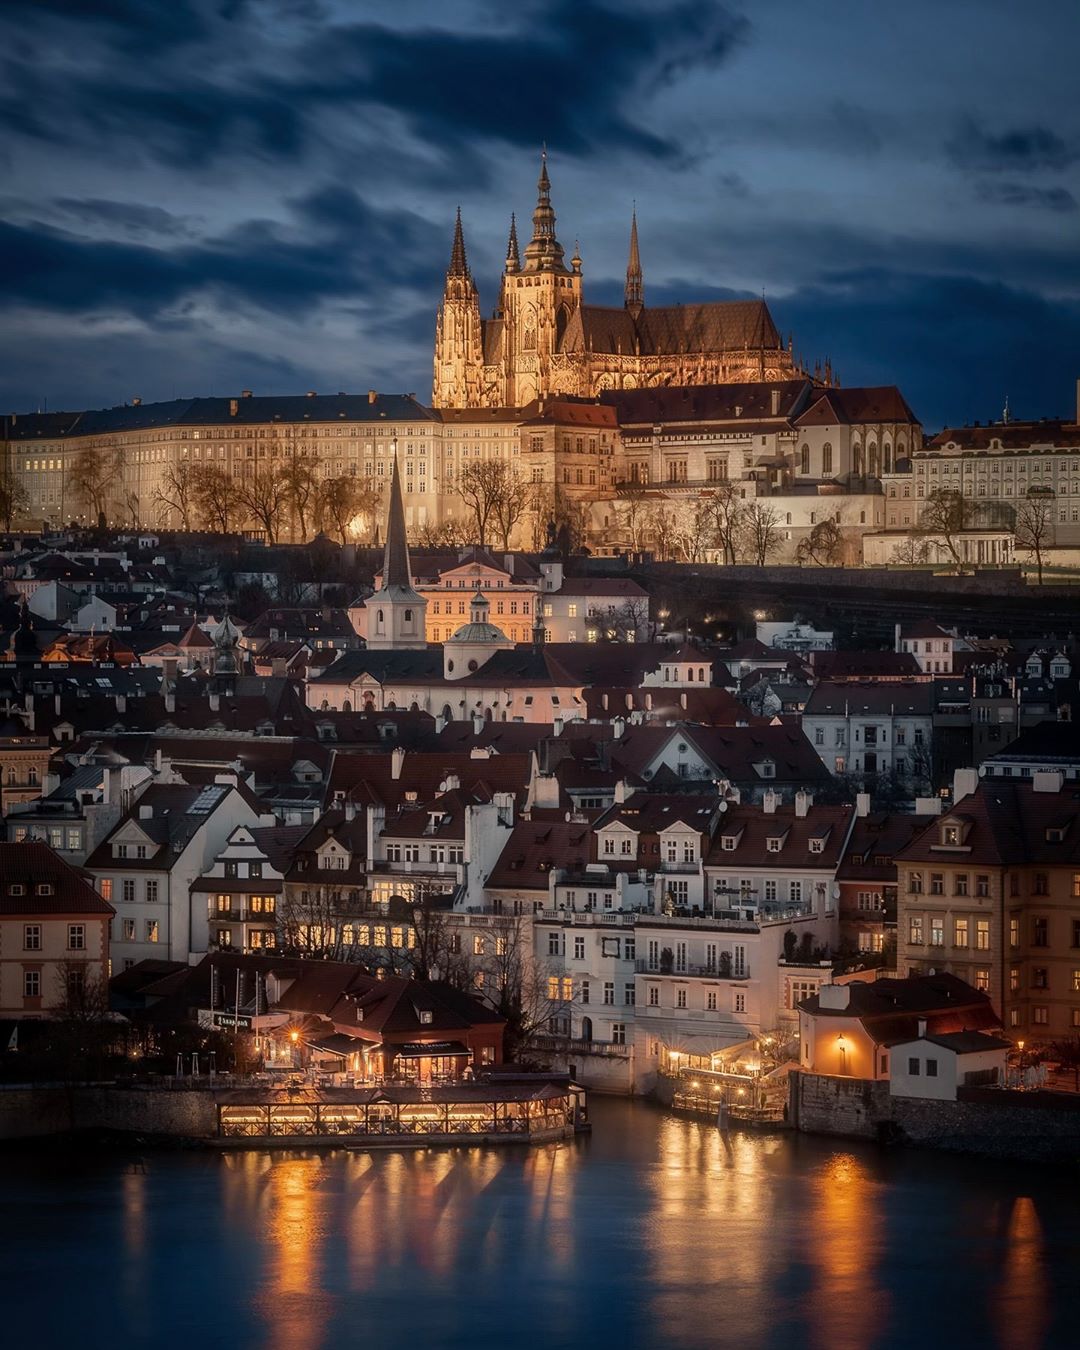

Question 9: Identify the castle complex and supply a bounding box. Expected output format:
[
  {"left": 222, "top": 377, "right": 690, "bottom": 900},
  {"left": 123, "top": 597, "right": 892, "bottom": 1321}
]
[{"left": 433, "top": 152, "right": 799, "bottom": 408}]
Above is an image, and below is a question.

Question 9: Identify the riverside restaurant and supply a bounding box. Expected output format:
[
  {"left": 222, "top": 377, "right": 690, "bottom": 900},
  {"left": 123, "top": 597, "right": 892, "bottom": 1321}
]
[{"left": 216, "top": 1077, "right": 588, "bottom": 1145}]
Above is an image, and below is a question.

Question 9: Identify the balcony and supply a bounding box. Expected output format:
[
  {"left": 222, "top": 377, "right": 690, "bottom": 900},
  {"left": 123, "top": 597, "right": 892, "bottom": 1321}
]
[
  {"left": 531, "top": 1034, "right": 630, "bottom": 1058},
  {"left": 635, "top": 960, "right": 750, "bottom": 980},
  {"left": 658, "top": 862, "right": 700, "bottom": 874},
  {"left": 372, "top": 860, "right": 464, "bottom": 879},
  {"left": 210, "top": 907, "right": 276, "bottom": 923}
]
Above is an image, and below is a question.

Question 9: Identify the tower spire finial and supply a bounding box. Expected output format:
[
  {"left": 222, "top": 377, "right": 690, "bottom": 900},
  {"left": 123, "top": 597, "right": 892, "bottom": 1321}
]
[
  {"left": 625, "top": 204, "right": 643, "bottom": 316},
  {"left": 524, "top": 145, "right": 566, "bottom": 272},
  {"left": 382, "top": 445, "right": 413, "bottom": 593},
  {"left": 448, "top": 206, "right": 469, "bottom": 278},
  {"left": 505, "top": 211, "right": 520, "bottom": 273}
]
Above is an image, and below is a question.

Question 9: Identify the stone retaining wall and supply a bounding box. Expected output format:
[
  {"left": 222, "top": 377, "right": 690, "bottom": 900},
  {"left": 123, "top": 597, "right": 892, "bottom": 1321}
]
[
  {"left": 0, "top": 1086, "right": 218, "bottom": 1141},
  {"left": 789, "top": 1071, "right": 1080, "bottom": 1161}
]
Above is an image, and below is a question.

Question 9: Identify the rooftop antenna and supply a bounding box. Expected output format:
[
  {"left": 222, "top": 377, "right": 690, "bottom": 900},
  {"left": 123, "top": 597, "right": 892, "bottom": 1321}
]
[{"left": 1002, "top": 394, "right": 1010, "bottom": 425}]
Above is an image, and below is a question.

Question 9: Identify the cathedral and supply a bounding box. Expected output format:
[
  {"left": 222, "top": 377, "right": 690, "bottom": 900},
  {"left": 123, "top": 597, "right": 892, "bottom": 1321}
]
[{"left": 432, "top": 152, "right": 800, "bottom": 409}]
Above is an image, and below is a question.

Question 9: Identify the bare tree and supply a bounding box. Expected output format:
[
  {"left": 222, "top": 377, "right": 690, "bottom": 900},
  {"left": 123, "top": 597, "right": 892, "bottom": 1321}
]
[
  {"left": 668, "top": 498, "right": 714, "bottom": 564},
  {"left": 153, "top": 461, "right": 197, "bottom": 530},
  {"left": 919, "top": 489, "right": 970, "bottom": 571},
  {"left": 236, "top": 466, "right": 290, "bottom": 543},
  {"left": 456, "top": 461, "right": 515, "bottom": 548},
  {"left": 492, "top": 468, "right": 531, "bottom": 550},
  {"left": 318, "top": 476, "right": 361, "bottom": 545},
  {"left": 415, "top": 519, "right": 471, "bottom": 548},
  {"left": 122, "top": 490, "right": 140, "bottom": 528},
  {"left": 601, "top": 596, "right": 651, "bottom": 643},
  {"left": 889, "top": 535, "right": 931, "bottom": 566},
  {"left": 191, "top": 464, "right": 239, "bottom": 533},
  {"left": 280, "top": 455, "right": 320, "bottom": 541},
  {"left": 0, "top": 457, "right": 29, "bottom": 530},
  {"left": 278, "top": 885, "right": 364, "bottom": 962},
  {"left": 70, "top": 447, "right": 119, "bottom": 524},
  {"left": 615, "top": 483, "right": 653, "bottom": 554},
  {"left": 703, "top": 482, "right": 747, "bottom": 564},
  {"left": 1015, "top": 494, "right": 1055, "bottom": 584},
  {"left": 796, "top": 514, "right": 844, "bottom": 566},
  {"left": 744, "top": 501, "right": 783, "bottom": 565},
  {"left": 472, "top": 914, "right": 566, "bottom": 1061}
]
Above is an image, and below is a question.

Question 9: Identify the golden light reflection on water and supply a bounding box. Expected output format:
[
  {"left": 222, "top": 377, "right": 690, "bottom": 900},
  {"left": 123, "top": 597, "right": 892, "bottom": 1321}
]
[
  {"left": 996, "top": 1196, "right": 1049, "bottom": 1350},
  {"left": 255, "top": 1154, "right": 333, "bottom": 1350},
  {"left": 807, "top": 1151, "right": 887, "bottom": 1350}
]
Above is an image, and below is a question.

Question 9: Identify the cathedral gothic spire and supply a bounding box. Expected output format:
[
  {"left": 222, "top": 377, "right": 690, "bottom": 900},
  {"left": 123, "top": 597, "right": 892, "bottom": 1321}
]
[
  {"left": 523, "top": 147, "right": 568, "bottom": 273},
  {"left": 448, "top": 207, "right": 470, "bottom": 279},
  {"left": 505, "top": 213, "right": 520, "bottom": 273},
  {"left": 625, "top": 206, "right": 643, "bottom": 317}
]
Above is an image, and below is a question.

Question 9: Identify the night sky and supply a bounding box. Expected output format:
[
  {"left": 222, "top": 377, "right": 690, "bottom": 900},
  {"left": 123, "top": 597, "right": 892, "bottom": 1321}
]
[{"left": 1, "top": 0, "right": 1078, "bottom": 429}]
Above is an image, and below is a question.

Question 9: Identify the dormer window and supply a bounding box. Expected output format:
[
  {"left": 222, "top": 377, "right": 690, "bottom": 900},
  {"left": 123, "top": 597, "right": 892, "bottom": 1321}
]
[
  {"left": 722, "top": 835, "right": 736, "bottom": 851},
  {"left": 942, "top": 824, "right": 961, "bottom": 846},
  {"left": 766, "top": 837, "right": 783, "bottom": 853},
  {"left": 10, "top": 883, "right": 25, "bottom": 896},
  {"left": 1046, "top": 825, "right": 1068, "bottom": 843},
  {"left": 36, "top": 883, "right": 53, "bottom": 896},
  {"left": 117, "top": 844, "right": 128, "bottom": 859},
  {"left": 419, "top": 1010, "right": 433, "bottom": 1025},
  {"left": 809, "top": 838, "right": 825, "bottom": 854}
]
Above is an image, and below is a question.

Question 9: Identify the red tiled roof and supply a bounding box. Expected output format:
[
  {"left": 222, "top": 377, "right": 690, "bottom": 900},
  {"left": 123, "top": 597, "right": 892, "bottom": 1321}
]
[{"left": 0, "top": 841, "right": 113, "bottom": 915}]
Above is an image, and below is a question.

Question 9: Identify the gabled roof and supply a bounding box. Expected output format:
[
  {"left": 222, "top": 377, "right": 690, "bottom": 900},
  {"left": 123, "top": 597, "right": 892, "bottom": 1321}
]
[
  {"left": 487, "top": 820, "right": 593, "bottom": 890},
  {"left": 794, "top": 386, "right": 919, "bottom": 427},
  {"left": 0, "top": 841, "right": 114, "bottom": 915}
]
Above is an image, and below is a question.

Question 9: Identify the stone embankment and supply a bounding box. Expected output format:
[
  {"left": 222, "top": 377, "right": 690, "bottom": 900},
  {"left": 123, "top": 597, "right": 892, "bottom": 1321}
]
[{"left": 789, "top": 1071, "right": 1080, "bottom": 1162}]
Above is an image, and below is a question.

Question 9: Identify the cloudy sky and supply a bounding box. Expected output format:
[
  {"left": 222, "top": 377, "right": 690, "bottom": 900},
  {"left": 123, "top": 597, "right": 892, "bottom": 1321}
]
[{"left": 1, "top": 0, "right": 1077, "bottom": 428}]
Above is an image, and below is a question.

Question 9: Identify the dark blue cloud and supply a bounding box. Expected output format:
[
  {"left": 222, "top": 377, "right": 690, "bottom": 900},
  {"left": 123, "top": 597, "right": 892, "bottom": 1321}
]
[
  {"left": 974, "top": 181, "right": 1077, "bottom": 212},
  {"left": 0, "top": 188, "right": 443, "bottom": 316},
  {"left": 947, "top": 119, "right": 1077, "bottom": 173}
]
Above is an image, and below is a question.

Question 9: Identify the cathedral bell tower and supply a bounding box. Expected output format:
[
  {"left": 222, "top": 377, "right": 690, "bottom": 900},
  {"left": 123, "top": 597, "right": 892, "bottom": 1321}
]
[
  {"left": 499, "top": 150, "right": 582, "bottom": 406},
  {"left": 432, "top": 209, "right": 485, "bottom": 408}
]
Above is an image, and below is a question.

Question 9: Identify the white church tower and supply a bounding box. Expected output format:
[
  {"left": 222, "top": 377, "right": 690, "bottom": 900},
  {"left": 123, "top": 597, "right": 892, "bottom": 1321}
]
[{"left": 367, "top": 454, "right": 427, "bottom": 650}]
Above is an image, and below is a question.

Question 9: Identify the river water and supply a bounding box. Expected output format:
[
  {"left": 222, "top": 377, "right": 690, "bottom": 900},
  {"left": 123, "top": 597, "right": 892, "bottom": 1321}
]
[{"left": 3, "top": 1098, "right": 1077, "bottom": 1350}]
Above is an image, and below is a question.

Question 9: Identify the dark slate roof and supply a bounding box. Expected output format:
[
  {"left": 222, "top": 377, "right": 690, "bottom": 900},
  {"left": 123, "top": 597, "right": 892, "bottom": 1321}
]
[
  {"left": 574, "top": 299, "right": 783, "bottom": 359},
  {"left": 3, "top": 393, "right": 436, "bottom": 440},
  {"left": 309, "top": 649, "right": 446, "bottom": 685},
  {"left": 604, "top": 379, "right": 812, "bottom": 426},
  {"left": 794, "top": 386, "right": 920, "bottom": 427}
]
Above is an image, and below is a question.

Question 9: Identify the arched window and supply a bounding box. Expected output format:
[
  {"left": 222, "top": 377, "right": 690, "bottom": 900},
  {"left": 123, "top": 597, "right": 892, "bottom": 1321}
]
[
  {"left": 376, "top": 609, "right": 384, "bottom": 625},
  {"left": 800, "top": 443, "right": 810, "bottom": 474},
  {"left": 404, "top": 608, "right": 412, "bottom": 622},
  {"left": 822, "top": 442, "right": 833, "bottom": 475},
  {"left": 868, "top": 443, "right": 879, "bottom": 477}
]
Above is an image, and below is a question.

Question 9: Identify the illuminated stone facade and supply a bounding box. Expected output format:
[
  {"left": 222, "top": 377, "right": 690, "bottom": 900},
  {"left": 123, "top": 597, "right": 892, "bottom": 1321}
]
[{"left": 433, "top": 153, "right": 800, "bottom": 410}]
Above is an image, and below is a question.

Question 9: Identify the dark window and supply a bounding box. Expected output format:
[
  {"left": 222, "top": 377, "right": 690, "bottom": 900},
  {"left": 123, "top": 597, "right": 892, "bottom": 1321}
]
[
  {"left": 926, "top": 1059, "right": 938, "bottom": 1078},
  {"left": 908, "top": 1057, "right": 920, "bottom": 1075}
]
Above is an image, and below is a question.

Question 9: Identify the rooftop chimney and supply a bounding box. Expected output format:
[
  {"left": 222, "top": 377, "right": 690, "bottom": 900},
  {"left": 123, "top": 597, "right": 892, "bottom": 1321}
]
[
  {"left": 952, "top": 767, "right": 979, "bottom": 805},
  {"left": 770, "top": 388, "right": 780, "bottom": 417},
  {"left": 1032, "top": 769, "right": 1065, "bottom": 794},
  {"left": 794, "top": 790, "right": 812, "bottom": 818},
  {"left": 306, "top": 391, "right": 317, "bottom": 398},
  {"left": 138, "top": 803, "right": 153, "bottom": 820},
  {"left": 391, "top": 746, "right": 405, "bottom": 780},
  {"left": 229, "top": 399, "right": 238, "bottom": 417},
  {"left": 762, "top": 788, "right": 778, "bottom": 815},
  {"left": 818, "top": 983, "right": 851, "bottom": 1011},
  {"left": 241, "top": 389, "right": 253, "bottom": 398},
  {"left": 917, "top": 1017, "right": 928, "bottom": 1039},
  {"left": 132, "top": 397, "right": 142, "bottom": 407},
  {"left": 855, "top": 791, "right": 871, "bottom": 818},
  {"left": 368, "top": 390, "right": 378, "bottom": 405}
]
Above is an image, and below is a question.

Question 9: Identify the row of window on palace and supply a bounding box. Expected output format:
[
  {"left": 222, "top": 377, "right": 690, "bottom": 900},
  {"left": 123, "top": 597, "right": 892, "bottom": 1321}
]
[
  {"left": 544, "top": 976, "right": 746, "bottom": 1014},
  {"left": 908, "top": 912, "right": 1080, "bottom": 950},
  {"left": 908, "top": 872, "right": 1080, "bottom": 900},
  {"left": 384, "top": 844, "right": 464, "bottom": 863},
  {"left": 430, "top": 599, "right": 532, "bottom": 616}
]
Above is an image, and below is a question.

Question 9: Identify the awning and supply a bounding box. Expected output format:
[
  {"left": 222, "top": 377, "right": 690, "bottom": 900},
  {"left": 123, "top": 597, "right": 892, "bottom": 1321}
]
[
  {"left": 310, "top": 1034, "right": 369, "bottom": 1058},
  {"left": 393, "top": 1041, "right": 471, "bottom": 1059}
]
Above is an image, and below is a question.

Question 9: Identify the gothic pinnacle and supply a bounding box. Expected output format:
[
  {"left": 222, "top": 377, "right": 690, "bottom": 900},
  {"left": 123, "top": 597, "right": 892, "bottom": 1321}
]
[
  {"left": 505, "top": 212, "right": 520, "bottom": 272},
  {"left": 448, "top": 206, "right": 469, "bottom": 278},
  {"left": 625, "top": 205, "right": 643, "bottom": 315}
]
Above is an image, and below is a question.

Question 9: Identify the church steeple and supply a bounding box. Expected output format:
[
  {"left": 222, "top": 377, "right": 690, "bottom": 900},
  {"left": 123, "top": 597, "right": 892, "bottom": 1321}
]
[
  {"left": 448, "top": 206, "right": 469, "bottom": 279},
  {"left": 523, "top": 147, "right": 568, "bottom": 273},
  {"left": 625, "top": 206, "right": 643, "bottom": 318},
  {"left": 505, "top": 213, "right": 520, "bottom": 273},
  {"left": 367, "top": 450, "right": 427, "bottom": 650}
]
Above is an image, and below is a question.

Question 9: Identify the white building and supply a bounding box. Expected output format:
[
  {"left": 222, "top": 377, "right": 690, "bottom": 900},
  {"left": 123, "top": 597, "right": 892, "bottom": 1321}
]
[
  {"left": 887, "top": 1029, "right": 1010, "bottom": 1100},
  {"left": 85, "top": 781, "right": 274, "bottom": 968},
  {"left": 802, "top": 680, "right": 934, "bottom": 786}
]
